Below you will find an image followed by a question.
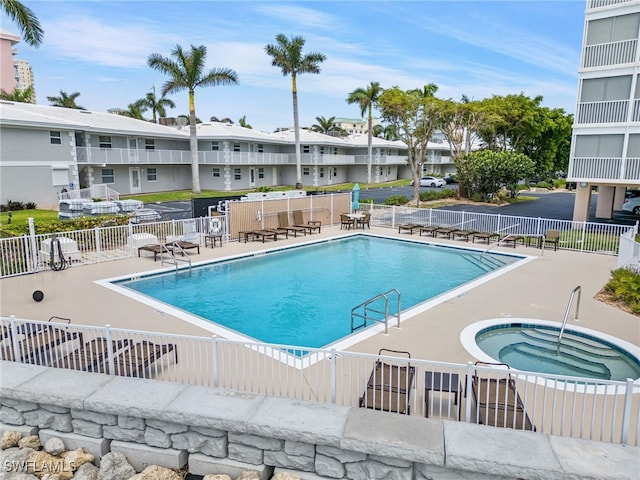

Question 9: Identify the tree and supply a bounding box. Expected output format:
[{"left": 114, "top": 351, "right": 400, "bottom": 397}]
[
  {"left": 0, "top": 85, "right": 34, "bottom": 103},
  {"left": 434, "top": 97, "right": 484, "bottom": 162},
  {"left": 265, "top": 34, "right": 326, "bottom": 188},
  {"left": 377, "top": 86, "right": 439, "bottom": 204},
  {"left": 238, "top": 116, "right": 252, "bottom": 129},
  {"left": 347, "top": 81, "right": 383, "bottom": 184},
  {"left": 373, "top": 123, "right": 396, "bottom": 140},
  {"left": 311, "top": 115, "right": 336, "bottom": 134},
  {"left": 46, "top": 90, "right": 85, "bottom": 109},
  {"left": 142, "top": 87, "right": 175, "bottom": 123},
  {"left": 148, "top": 44, "right": 238, "bottom": 194},
  {"left": 1, "top": 0, "right": 43, "bottom": 47},
  {"left": 118, "top": 99, "right": 147, "bottom": 120}
]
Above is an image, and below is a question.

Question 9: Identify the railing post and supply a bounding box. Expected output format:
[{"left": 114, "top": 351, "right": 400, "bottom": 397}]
[
  {"left": 464, "top": 362, "right": 474, "bottom": 423},
  {"left": 620, "top": 378, "right": 634, "bottom": 444},
  {"left": 212, "top": 336, "right": 219, "bottom": 388},
  {"left": 330, "top": 348, "right": 337, "bottom": 403},
  {"left": 10, "top": 315, "right": 20, "bottom": 362},
  {"left": 28, "top": 218, "right": 39, "bottom": 273},
  {"left": 105, "top": 324, "right": 115, "bottom": 376},
  {"left": 581, "top": 221, "right": 587, "bottom": 253},
  {"left": 391, "top": 205, "right": 396, "bottom": 229},
  {"left": 94, "top": 227, "right": 101, "bottom": 263}
]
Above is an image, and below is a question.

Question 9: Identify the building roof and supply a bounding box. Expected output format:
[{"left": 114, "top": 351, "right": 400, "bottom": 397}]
[
  {"left": 346, "top": 133, "right": 405, "bottom": 148},
  {"left": 268, "top": 128, "right": 353, "bottom": 146},
  {"left": 0, "top": 101, "right": 187, "bottom": 138},
  {"left": 190, "top": 122, "right": 280, "bottom": 143},
  {"left": 333, "top": 117, "right": 365, "bottom": 124}
]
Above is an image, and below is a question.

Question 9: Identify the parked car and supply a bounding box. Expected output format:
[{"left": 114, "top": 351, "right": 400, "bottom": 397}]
[
  {"left": 444, "top": 175, "right": 458, "bottom": 184},
  {"left": 410, "top": 176, "right": 446, "bottom": 187},
  {"left": 622, "top": 189, "right": 640, "bottom": 215}
]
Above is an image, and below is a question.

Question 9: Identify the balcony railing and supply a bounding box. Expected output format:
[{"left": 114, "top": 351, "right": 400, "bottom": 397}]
[
  {"left": 624, "top": 157, "right": 640, "bottom": 180},
  {"left": 425, "top": 155, "right": 453, "bottom": 164},
  {"left": 576, "top": 100, "right": 629, "bottom": 124},
  {"left": 75, "top": 147, "right": 407, "bottom": 167},
  {"left": 583, "top": 39, "right": 637, "bottom": 68},
  {"left": 588, "top": 0, "right": 635, "bottom": 10},
  {"left": 568, "top": 157, "right": 624, "bottom": 180}
]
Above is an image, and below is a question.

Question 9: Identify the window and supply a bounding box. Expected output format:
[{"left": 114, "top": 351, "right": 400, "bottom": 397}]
[
  {"left": 233, "top": 143, "right": 240, "bottom": 152},
  {"left": 99, "top": 136, "right": 112, "bottom": 149},
  {"left": 574, "top": 134, "right": 624, "bottom": 157},
  {"left": 303, "top": 145, "right": 310, "bottom": 153},
  {"left": 257, "top": 144, "right": 264, "bottom": 153},
  {"left": 51, "top": 167, "right": 68, "bottom": 186},
  {"left": 332, "top": 147, "right": 338, "bottom": 155},
  {"left": 333, "top": 167, "right": 337, "bottom": 177},
  {"left": 50, "top": 131, "right": 61, "bottom": 145},
  {"left": 212, "top": 141, "right": 219, "bottom": 151},
  {"left": 258, "top": 167, "right": 265, "bottom": 179},
  {"left": 587, "top": 13, "right": 640, "bottom": 45},
  {"left": 146, "top": 167, "right": 157, "bottom": 181},
  {"left": 212, "top": 167, "right": 220, "bottom": 178},
  {"left": 581, "top": 76, "right": 631, "bottom": 102},
  {"left": 303, "top": 167, "right": 310, "bottom": 176},
  {"left": 101, "top": 168, "right": 115, "bottom": 184},
  {"left": 234, "top": 168, "right": 241, "bottom": 180},
  {"left": 320, "top": 167, "right": 324, "bottom": 178},
  {"left": 319, "top": 147, "right": 324, "bottom": 155},
  {"left": 144, "top": 139, "right": 155, "bottom": 150}
]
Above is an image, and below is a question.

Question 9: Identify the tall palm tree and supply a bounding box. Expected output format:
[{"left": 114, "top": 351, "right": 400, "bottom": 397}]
[
  {"left": 118, "top": 99, "right": 147, "bottom": 120},
  {"left": 311, "top": 115, "right": 336, "bottom": 134},
  {"left": 148, "top": 44, "right": 238, "bottom": 194},
  {"left": 347, "top": 82, "right": 383, "bottom": 184},
  {"left": 142, "top": 86, "right": 175, "bottom": 123},
  {"left": 0, "top": 85, "right": 34, "bottom": 103},
  {"left": 46, "top": 90, "right": 85, "bottom": 109},
  {"left": 265, "top": 34, "right": 326, "bottom": 188},
  {"left": 1, "top": 0, "right": 43, "bottom": 47}
]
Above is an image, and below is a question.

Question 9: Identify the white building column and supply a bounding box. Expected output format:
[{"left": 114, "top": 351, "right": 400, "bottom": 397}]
[
  {"left": 572, "top": 183, "right": 592, "bottom": 222},
  {"left": 595, "top": 186, "right": 615, "bottom": 219},
  {"left": 613, "top": 186, "right": 627, "bottom": 210}
]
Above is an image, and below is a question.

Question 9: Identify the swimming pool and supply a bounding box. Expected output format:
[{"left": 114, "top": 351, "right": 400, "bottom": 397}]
[{"left": 114, "top": 235, "right": 524, "bottom": 349}]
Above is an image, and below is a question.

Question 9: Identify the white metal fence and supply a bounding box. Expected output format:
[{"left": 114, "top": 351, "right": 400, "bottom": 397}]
[
  {"left": 1, "top": 317, "right": 638, "bottom": 446},
  {"left": 617, "top": 227, "right": 640, "bottom": 270}
]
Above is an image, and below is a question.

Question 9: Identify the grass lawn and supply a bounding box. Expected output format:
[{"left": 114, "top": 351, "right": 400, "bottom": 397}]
[{"left": 0, "top": 209, "right": 58, "bottom": 226}]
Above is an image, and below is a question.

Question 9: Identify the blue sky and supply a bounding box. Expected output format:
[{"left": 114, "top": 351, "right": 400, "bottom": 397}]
[{"left": 4, "top": 1, "right": 584, "bottom": 132}]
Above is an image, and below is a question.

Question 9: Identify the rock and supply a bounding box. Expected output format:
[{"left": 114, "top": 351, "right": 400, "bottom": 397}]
[
  {"left": 8, "top": 474, "right": 39, "bottom": 480},
  {"left": 272, "top": 473, "right": 301, "bottom": 480},
  {"left": 25, "top": 450, "right": 72, "bottom": 480},
  {"left": 73, "top": 462, "right": 99, "bottom": 480},
  {"left": 18, "top": 435, "right": 41, "bottom": 450},
  {"left": 61, "top": 448, "right": 95, "bottom": 471},
  {"left": 0, "top": 446, "right": 36, "bottom": 472},
  {"left": 96, "top": 452, "right": 135, "bottom": 480},
  {"left": 0, "top": 430, "right": 22, "bottom": 449},
  {"left": 129, "top": 465, "right": 182, "bottom": 480},
  {"left": 44, "top": 438, "right": 66, "bottom": 456},
  {"left": 202, "top": 475, "right": 232, "bottom": 480},
  {"left": 237, "top": 471, "right": 261, "bottom": 480}
]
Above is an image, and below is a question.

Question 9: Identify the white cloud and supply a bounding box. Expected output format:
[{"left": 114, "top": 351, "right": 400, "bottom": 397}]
[{"left": 253, "top": 4, "right": 342, "bottom": 31}]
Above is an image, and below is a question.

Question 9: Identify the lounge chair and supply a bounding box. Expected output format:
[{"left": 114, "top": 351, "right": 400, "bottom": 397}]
[
  {"left": 292, "top": 210, "right": 321, "bottom": 234},
  {"left": 543, "top": 229, "right": 560, "bottom": 251},
  {"left": 434, "top": 226, "right": 458, "bottom": 239},
  {"left": 398, "top": 223, "right": 421, "bottom": 235},
  {"left": 108, "top": 340, "right": 177, "bottom": 377},
  {"left": 2, "top": 318, "right": 81, "bottom": 364},
  {"left": 278, "top": 212, "right": 306, "bottom": 236},
  {"left": 472, "top": 232, "right": 500, "bottom": 244},
  {"left": 418, "top": 225, "right": 439, "bottom": 237},
  {"left": 471, "top": 362, "right": 535, "bottom": 431},
  {"left": 138, "top": 243, "right": 172, "bottom": 261},
  {"left": 263, "top": 227, "right": 290, "bottom": 239},
  {"left": 252, "top": 230, "right": 278, "bottom": 242},
  {"left": 53, "top": 337, "right": 129, "bottom": 372},
  {"left": 451, "top": 229, "right": 477, "bottom": 242},
  {"left": 359, "top": 348, "right": 415, "bottom": 415},
  {"left": 169, "top": 240, "right": 200, "bottom": 255},
  {"left": 500, "top": 234, "right": 524, "bottom": 248}
]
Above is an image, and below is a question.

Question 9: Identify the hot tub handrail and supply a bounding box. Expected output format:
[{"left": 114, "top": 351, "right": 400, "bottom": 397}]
[{"left": 557, "top": 285, "right": 581, "bottom": 354}]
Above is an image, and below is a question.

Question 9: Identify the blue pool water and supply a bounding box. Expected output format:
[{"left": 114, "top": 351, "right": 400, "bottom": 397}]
[
  {"left": 118, "top": 236, "right": 519, "bottom": 348},
  {"left": 475, "top": 324, "right": 640, "bottom": 381}
]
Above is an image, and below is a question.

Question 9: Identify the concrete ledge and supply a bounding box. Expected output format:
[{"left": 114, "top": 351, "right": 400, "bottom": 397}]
[
  {"left": 0, "top": 362, "right": 50, "bottom": 399},
  {"left": 110, "top": 440, "right": 187, "bottom": 472},
  {"left": 39, "top": 429, "right": 110, "bottom": 464},
  {"left": 188, "top": 453, "right": 274, "bottom": 479},
  {"left": 165, "top": 385, "right": 264, "bottom": 432},
  {"left": 341, "top": 408, "right": 445, "bottom": 465},
  {"left": 247, "top": 397, "right": 349, "bottom": 448},
  {"left": 0, "top": 422, "right": 38, "bottom": 437}
]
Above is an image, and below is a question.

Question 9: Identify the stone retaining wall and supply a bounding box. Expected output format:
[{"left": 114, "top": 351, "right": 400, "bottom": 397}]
[{"left": 1, "top": 362, "right": 638, "bottom": 480}]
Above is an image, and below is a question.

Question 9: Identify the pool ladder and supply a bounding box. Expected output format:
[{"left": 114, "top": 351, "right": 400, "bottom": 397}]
[
  {"left": 351, "top": 289, "right": 401, "bottom": 335},
  {"left": 161, "top": 242, "right": 192, "bottom": 273},
  {"left": 556, "top": 285, "right": 581, "bottom": 354}
]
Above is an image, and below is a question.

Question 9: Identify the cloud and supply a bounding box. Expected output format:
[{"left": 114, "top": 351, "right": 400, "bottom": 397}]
[{"left": 253, "top": 4, "right": 342, "bottom": 31}]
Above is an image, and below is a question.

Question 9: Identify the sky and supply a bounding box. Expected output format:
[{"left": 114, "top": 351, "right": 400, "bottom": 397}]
[{"left": 2, "top": 0, "right": 585, "bottom": 132}]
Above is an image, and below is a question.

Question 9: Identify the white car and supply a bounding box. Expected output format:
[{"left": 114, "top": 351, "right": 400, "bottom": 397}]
[
  {"left": 411, "top": 176, "right": 446, "bottom": 188},
  {"left": 622, "top": 189, "right": 640, "bottom": 215}
]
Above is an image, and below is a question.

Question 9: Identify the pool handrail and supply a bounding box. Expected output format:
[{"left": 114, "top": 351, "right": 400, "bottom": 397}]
[{"left": 557, "top": 285, "right": 582, "bottom": 354}]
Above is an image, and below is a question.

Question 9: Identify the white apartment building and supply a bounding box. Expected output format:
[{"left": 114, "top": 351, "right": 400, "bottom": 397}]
[
  {"left": 14, "top": 59, "right": 35, "bottom": 98},
  {"left": 569, "top": 0, "right": 640, "bottom": 221}
]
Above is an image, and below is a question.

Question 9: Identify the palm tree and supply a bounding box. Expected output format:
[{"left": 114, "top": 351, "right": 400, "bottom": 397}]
[
  {"left": 347, "top": 82, "right": 383, "bottom": 184},
  {"left": 148, "top": 44, "right": 238, "bottom": 194},
  {"left": 373, "top": 123, "right": 397, "bottom": 140},
  {"left": 0, "top": 85, "right": 34, "bottom": 103},
  {"left": 46, "top": 90, "right": 85, "bottom": 109},
  {"left": 118, "top": 99, "right": 147, "bottom": 120},
  {"left": 311, "top": 115, "right": 336, "bottom": 135},
  {"left": 265, "top": 34, "right": 326, "bottom": 188},
  {"left": 142, "top": 86, "right": 175, "bottom": 123},
  {"left": 1, "top": 0, "right": 43, "bottom": 47},
  {"left": 238, "top": 116, "right": 252, "bottom": 129}
]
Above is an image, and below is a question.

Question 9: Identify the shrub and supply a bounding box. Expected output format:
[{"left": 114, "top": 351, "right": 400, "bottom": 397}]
[
  {"left": 534, "top": 181, "right": 554, "bottom": 189},
  {"left": 256, "top": 186, "right": 273, "bottom": 193},
  {"left": 419, "top": 189, "right": 457, "bottom": 202},
  {"left": 25, "top": 202, "right": 37, "bottom": 210},
  {"left": 7, "top": 200, "right": 25, "bottom": 210},
  {"left": 384, "top": 195, "right": 409, "bottom": 206},
  {"left": 604, "top": 268, "right": 640, "bottom": 314}
]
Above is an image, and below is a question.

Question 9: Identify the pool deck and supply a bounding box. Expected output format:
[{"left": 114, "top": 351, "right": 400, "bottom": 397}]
[{"left": 0, "top": 225, "right": 638, "bottom": 365}]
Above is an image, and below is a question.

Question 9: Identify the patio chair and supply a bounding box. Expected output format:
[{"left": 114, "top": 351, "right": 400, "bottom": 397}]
[
  {"left": 107, "top": 340, "right": 178, "bottom": 378},
  {"left": 53, "top": 337, "right": 129, "bottom": 372},
  {"left": 359, "top": 348, "right": 415, "bottom": 415},
  {"left": 356, "top": 212, "right": 371, "bottom": 229},
  {"left": 543, "top": 229, "right": 560, "bottom": 251},
  {"left": 278, "top": 212, "right": 306, "bottom": 236},
  {"left": 340, "top": 213, "right": 353, "bottom": 229},
  {"left": 292, "top": 210, "right": 321, "bottom": 234},
  {"left": 470, "top": 362, "right": 535, "bottom": 431}
]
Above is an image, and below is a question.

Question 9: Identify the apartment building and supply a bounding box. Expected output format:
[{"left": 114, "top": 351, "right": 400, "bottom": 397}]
[
  {"left": 14, "top": 59, "right": 35, "bottom": 101},
  {"left": 569, "top": 0, "right": 640, "bottom": 221}
]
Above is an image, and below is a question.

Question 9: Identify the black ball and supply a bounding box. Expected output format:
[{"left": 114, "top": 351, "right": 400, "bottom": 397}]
[{"left": 32, "top": 290, "right": 44, "bottom": 302}]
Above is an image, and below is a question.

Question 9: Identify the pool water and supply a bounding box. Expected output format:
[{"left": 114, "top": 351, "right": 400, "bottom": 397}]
[
  {"left": 476, "top": 324, "right": 640, "bottom": 381},
  {"left": 118, "top": 235, "right": 519, "bottom": 348}
]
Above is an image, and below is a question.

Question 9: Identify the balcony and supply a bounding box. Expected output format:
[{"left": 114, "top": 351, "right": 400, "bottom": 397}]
[
  {"left": 568, "top": 157, "right": 625, "bottom": 181},
  {"left": 582, "top": 39, "right": 637, "bottom": 68},
  {"left": 576, "top": 100, "right": 629, "bottom": 124},
  {"left": 588, "top": 0, "right": 635, "bottom": 10},
  {"left": 425, "top": 155, "right": 453, "bottom": 165}
]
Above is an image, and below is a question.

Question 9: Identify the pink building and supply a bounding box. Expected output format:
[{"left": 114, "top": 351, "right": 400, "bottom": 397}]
[{"left": 0, "top": 29, "right": 20, "bottom": 94}]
